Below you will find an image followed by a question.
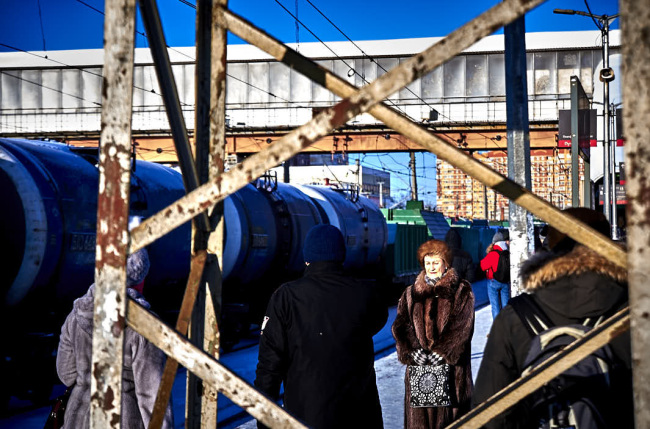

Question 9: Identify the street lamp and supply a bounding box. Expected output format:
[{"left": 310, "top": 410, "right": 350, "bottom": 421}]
[{"left": 554, "top": 8, "right": 619, "bottom": 238}]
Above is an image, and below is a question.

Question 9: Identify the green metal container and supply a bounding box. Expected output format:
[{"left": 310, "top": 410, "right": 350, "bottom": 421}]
[{"left": 384, "top": 223, "right": 429, "bottom": 278}]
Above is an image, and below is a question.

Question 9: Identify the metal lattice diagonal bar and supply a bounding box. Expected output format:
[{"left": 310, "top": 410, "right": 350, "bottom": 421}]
[
  {"left": 91, "top": 0, "right": 137, "bottom": 427},
  {"left": 217, "top": 6, "right": 626, "bottom": 269},
  {"left": 446, "top": 307, "right": 630, "bottom": 428},
  {"left": 149, "top": 250, "right": 208, "bottom": 429},
  {"left": 130, "top": 0, "right": 602, "bottom": 262},
  {"left": 126, "top": 300, "right": 308, "bottom": 428}
]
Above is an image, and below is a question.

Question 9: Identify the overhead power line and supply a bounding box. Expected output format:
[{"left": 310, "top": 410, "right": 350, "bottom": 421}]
[
  {"left": 0, "top": 43, "right": 186, "bottom": 106},
  {"left": 36, "top": 0, "right": 47, "bottom": 54},
  {"left": 272, "top": 0, "right": 415, "bottom": 121},
  {"left": 75, "top": 0, "right": 311, "bottom": 111},
  {"left": 292, "top": 0, "right": 509, "bottom": 154}
]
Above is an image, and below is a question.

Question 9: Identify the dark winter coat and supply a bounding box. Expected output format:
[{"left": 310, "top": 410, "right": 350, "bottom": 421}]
[
  {"left": 56, "top": 285, "right": 173, "bottom": 429},
  {"left": 445, "top": 229, "right": 477, "bottom": 283},
  {"left": 392, "top": 268, "right": 475, "bottom": 429},
  {"left": 473, "top": 245, "right": 631, "bottom": 428},
  {"left": 254, "top": 261, "right": 387, "bottom": 429}
]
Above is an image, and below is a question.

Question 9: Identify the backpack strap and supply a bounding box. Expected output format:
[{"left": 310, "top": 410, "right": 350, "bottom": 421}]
[{"left": 510, "top": 294, "right": 555, "bottom": 338}]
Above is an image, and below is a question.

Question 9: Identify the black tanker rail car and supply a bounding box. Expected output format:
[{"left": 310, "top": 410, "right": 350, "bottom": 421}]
[{"left": 0, "top": 138, "right": 389, "bottom": 406}]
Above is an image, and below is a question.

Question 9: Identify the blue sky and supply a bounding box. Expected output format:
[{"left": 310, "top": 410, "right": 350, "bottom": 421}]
[
  {"left": 0, "top": 0, "right": 619, "bottom": 52},
  {"left": 0, "top": 0, "right": 619, "bottom": 208}
]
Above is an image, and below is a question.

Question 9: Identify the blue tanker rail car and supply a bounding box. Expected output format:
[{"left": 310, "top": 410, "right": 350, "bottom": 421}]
[
  {"left": 0, "top": 138, "right": 192, "bottom": 407},
  {"left": 0, "top": 138, "right": 393, "bottom": 408}
]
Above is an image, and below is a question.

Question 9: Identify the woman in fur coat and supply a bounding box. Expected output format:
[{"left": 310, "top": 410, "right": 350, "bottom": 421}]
[
  {"left": 56, "top": 249, "right": 173, "bottom": 429},
  {"left": 392, "top": 239, "right": 475, "bottom": 429}
]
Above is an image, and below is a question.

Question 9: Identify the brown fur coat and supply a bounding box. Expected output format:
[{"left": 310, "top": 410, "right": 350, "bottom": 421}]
[{"left": 392, "top": 268, "right": 475, "bottom": 429}]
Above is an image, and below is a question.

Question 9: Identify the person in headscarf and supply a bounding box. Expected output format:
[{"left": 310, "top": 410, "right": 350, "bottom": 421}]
[{"left": 56, "top": 248, "right": 173, "bottom": 428}]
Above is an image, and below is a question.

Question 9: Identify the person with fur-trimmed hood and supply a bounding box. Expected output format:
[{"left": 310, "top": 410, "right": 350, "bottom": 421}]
[
  {"left": 56, "top": 248, "right": 173, "bottom": 429},
  {"left": 473, "top": 208, "right": 632, "bottom": 428},
  {"left": 392, "top": 239, "right": 475, "bottom": 429}
]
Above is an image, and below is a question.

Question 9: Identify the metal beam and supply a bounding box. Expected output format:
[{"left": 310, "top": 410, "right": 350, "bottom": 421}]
[
  {"left": 138, "top": 0, "right": 209, "bottom": 232},
  {"left": 446, "top": 307, "right": 630, "bottom": 428},
  {"left": 129, "top": 0, "right": 628, "bottom": 274},
  {"left": 148, "top": 251, "right": 207, "bottom": 429},
  {"left": 186, "top": 0, "right": 215, "bottom": 424},
  {"left": 69, "top": 130, "right": 557, "bottom": 158},
  {"left": 570, "top": 76, "right": 580, "bottom": 207},
  {"left": 127, "top": 300, "right": 308, "bottom": 429},
  {"left": 621, "top": 0, "right": 650, "bottom": 425},
  {"left": 90, "top": 0, "right": 136, "bottom": 426},
  {"left": 505, "top": 14, "right": 534, "bottom": 292}
]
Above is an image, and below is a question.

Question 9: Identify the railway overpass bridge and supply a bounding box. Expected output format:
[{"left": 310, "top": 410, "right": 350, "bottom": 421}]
[{"left": 0, "top": 30, "right": 619, "bottom": 163}]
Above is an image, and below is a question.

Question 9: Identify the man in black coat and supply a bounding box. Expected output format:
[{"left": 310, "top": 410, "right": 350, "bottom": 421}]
[
  {"left": 254, "top": 224, "right": 387, "bottom": 429},
  {"left": 472, "top": 208, "right": 632, "bottom": 428}
]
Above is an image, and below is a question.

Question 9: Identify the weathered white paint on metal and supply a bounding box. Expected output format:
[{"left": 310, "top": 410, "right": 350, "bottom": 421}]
[
  {"left": 90, "top": 0, "right": 137, "bottom": 427},
  {"left": 621, "top": 0, "right": 650, "bottom": 426}
]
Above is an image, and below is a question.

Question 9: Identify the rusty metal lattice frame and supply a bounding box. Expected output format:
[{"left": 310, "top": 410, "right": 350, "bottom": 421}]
[
  {"left": 92, "top": 0, "right": 640, "bottom": 427},
  {"left": 621, "top": 0, "right": 650, "bottom": 427},
  {"left": 128, "top": 0, "right": 625, "bottom": 270},
  {"left": 91, "top": 0, "right": 137, "bottom": 427}
]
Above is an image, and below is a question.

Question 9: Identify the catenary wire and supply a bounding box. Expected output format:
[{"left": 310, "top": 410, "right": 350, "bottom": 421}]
[
  {"left": 175, "top": 0, "right": 520, "bottom": 157},
  {"left": 74, "top": 0, "right": 311, "bottom": 110},
  {"left": 302, "top": 0, "right": 512, "bottom": 151},
  {"left": 36, "top": 0, "right": 47, "bottom": 53},
  {"left": 0, "top": 42, "right": 191, "bottom": 107},
  {"left": 583, "top": 0, "right": 604, "bottom": 31},
  {"left": 271, "top": 0, "right": 415, "bottom": 121}
]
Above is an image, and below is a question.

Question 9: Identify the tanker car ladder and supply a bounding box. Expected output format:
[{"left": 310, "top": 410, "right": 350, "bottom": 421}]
[{"left": 89, "top": 0, "right": 649, "bottom": 428}]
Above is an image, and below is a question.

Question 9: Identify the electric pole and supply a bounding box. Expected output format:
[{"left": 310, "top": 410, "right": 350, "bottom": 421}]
[
  {"left": 554, "top": 8, "right": 619, "bottom": 237},
  {"left": 410, "top": 152, "right": 418, "bottom": 201}
]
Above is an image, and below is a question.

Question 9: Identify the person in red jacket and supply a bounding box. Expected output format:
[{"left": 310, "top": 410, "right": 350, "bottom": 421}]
[{"left": 480, "top": 229, "right": 510, "bottom": 319}]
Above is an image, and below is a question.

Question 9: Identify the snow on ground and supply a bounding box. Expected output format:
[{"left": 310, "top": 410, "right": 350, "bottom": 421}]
[
  {"left": 236, "top": 305, "right": 494, "bottom": 428},
  {"left": 0, "top": 283, "right": 493, "bottom": 429}
]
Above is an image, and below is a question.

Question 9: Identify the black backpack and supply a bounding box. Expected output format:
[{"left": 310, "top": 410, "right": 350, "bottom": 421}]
[
  {"left": 492, "top": 249, "right": 510, "bottom": 283},
  {"left": 511, "top": 294, "right": 619, "bottom": 429}
]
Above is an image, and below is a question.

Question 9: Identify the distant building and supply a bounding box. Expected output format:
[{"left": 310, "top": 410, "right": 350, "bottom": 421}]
[
  {"left": 436, "top": 149, "right": 584, "bottom": 220},
  {"left": 266, "top": 155, "right": 391, "bottom": 208}
]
